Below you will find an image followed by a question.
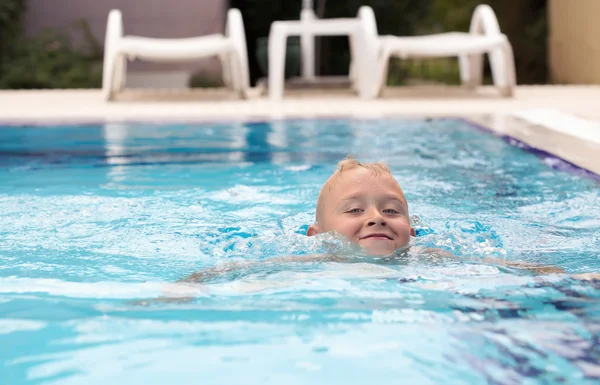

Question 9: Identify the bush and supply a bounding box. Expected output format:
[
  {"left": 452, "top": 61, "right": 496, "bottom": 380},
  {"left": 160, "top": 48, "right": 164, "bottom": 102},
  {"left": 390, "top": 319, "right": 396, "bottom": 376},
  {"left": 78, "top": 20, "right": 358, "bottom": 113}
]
[
  {"left": 0, "top": 20, "right": 103, "bottom": 89},
  {"left": 0, "top": 0, "right": 27, "bottom": 73}
]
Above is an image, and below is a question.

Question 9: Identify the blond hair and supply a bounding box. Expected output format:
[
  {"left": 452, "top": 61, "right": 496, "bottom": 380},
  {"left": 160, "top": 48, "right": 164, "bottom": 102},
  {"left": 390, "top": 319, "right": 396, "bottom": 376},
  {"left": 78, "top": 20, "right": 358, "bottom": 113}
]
[{"left": 315, "top": 156, "right": 394, "bottom": 223}]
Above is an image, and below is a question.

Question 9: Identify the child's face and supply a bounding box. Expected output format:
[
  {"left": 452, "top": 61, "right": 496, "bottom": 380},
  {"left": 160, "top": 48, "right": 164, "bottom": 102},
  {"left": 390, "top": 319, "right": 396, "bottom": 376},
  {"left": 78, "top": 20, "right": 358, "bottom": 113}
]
[{"left": 308, "top": 168, "right": 415, "bottom": 256}]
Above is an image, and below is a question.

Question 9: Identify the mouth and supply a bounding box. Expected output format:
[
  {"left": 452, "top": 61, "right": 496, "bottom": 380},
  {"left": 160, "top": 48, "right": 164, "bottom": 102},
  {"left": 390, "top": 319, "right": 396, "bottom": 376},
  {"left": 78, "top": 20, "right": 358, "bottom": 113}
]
[{"left": 360, "top": 233, "right": 393, "bottom": 240}]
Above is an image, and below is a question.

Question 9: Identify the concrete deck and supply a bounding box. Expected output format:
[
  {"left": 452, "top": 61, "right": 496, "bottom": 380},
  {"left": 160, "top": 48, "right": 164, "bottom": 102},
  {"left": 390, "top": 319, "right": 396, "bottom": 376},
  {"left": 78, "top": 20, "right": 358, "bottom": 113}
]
[
  {"left": 0, "top": 85, "right": 599, "bottom": 175},
  {"left": 1, "top": 85, "right": 600, "bottom": 123}
]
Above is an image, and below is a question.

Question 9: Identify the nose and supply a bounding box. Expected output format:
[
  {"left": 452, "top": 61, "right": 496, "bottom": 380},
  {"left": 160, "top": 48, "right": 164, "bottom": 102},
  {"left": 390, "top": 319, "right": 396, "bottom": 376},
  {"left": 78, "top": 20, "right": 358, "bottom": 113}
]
[{"left": 366, "top": 209, "right": 386, "bottom": 227}]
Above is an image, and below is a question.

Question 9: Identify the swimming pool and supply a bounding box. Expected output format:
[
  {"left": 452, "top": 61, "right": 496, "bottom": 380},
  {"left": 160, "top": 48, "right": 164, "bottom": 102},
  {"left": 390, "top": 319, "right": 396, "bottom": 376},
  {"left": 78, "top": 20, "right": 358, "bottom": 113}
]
[{"left": 1, "top": 118, "right": 599, "bottom": 384}]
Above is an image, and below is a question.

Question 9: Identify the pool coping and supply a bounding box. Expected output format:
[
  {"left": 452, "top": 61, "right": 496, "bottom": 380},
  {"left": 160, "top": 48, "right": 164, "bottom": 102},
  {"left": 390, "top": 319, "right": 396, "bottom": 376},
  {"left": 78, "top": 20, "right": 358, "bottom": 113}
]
[
  {"left": 467, "top": 112, "right": 600, "bottom": 177},
  {"left": 465, "top": 115, "right": 600, "bottom": 181}
]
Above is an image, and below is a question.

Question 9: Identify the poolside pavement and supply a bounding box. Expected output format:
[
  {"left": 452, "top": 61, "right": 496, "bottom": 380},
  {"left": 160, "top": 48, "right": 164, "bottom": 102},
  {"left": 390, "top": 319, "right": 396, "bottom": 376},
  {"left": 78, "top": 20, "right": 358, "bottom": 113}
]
[{"left": 1, "top": 85, "right": 600, "bottom": 123}]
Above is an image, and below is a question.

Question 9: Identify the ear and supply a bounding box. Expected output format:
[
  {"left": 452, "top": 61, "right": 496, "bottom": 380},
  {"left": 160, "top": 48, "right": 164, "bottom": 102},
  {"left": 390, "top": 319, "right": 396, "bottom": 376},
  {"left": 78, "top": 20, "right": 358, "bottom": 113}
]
[
  {"left": 307, "top": 223, "right": 321, "bottom": 237},
  {"left": 410, "top": 227, "right": 416, "bottom": 237}
]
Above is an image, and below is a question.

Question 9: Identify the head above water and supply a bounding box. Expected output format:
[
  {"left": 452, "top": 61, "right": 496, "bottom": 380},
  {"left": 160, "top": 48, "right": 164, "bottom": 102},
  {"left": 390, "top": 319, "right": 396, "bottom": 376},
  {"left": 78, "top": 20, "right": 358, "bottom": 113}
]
[{"left": 307, "top": 157, "right": 415, "bottom": 256}]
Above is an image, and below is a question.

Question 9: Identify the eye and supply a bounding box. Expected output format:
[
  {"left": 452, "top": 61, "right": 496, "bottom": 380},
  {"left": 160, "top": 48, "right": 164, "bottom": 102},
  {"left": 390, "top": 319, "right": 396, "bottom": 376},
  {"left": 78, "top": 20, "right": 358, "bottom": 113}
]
[
  {"left": 346, "top": 208, "right": 363, "bottom": 214},
  {"left": 383, "top": 209, "right": 401, "bottom": 215}
]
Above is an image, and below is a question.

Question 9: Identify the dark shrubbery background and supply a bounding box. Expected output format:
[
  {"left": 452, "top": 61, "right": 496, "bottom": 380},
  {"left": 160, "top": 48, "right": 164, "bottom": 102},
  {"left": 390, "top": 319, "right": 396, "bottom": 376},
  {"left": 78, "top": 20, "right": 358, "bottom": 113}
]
[{"left": 0, "top": 0, "right": 548, "bottom": 89}]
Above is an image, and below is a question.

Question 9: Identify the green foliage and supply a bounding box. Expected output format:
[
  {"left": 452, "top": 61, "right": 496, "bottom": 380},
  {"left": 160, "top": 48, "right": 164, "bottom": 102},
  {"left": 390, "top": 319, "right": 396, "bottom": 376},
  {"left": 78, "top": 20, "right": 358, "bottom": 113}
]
[
  {"left": 325, "top": 0, "right": 431, "bottom": 37},
  {"left": 0, "top": 20, "right": 103, "bottom": 89},
  {"left": 396, "top": 59, "right": 462, "bottom": 86},
  {"left": 409, "top": 0, "right": 548, "bottom": 85},
  {"left": 0, "top": 0, "right": 27, "bottom": 71},
  {"left": 0, "top": 0, "right": 26, "bottom": 40},
  {"left": 0, "top": 0, "right": 547, "bottom": 89},
  {"left": 318, "top": 0, "right": 432, "bottom": 77},
  {"left": 504, "top": 0, "right": 548, "bottom": 84},
  {"left": 427, "top": 0, "right": 478, "bottom": 33},
  {"left": 234, "top": 0, "right": 547, "bottom": 85}
]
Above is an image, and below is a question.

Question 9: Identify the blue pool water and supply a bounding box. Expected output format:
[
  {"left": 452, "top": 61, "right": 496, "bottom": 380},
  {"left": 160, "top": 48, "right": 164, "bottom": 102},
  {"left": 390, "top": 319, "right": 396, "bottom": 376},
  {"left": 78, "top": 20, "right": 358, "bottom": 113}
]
[{"left": 0, "top": 118, "right": 599, "bottom": 384}]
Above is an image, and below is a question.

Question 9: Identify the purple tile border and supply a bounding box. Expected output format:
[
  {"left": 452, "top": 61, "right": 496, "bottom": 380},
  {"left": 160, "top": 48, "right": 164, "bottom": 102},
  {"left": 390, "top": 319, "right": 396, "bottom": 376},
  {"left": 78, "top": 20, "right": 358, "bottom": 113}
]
[{"left": 461, "top": 117, "right": 600, "bottom": 182}]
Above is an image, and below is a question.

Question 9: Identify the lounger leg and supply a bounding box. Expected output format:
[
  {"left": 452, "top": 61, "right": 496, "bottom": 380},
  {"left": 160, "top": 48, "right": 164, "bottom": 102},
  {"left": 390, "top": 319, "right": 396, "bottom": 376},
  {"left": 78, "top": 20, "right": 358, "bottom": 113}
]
[
  {"left": 114, "top": 54, "right": 127, "bottom": 92},
  {"left": 102, "top": 9, "right": 123, "bottom": 101},
  {"left": 300, "top": 9, "right": 316, "bottom": 80},
  {"left": 301, "top": 33, "right": 315, "bottom": 80},
  {"left": 500, "top": 41, "right": 516, "bottom": 97},
  {"left": 219, "top": 53, "right": 232, "bottom": 89},
  {"left": 458, "top": 54, "right": 474, "bottom": 89},
  {"left": 231, "top": 51, "right": 250, "bottom": 99},
  {"left": 465, "top": 4, "right": 500, "bottom": 91},
  {"left": 226, "top": 8, "right": 250, "bottom": 98},
  {"left": 468, "top": 4, "right": 509, "bottom": 95},
  {"left": 348, "top": 35, "right": 357, "bottom": 91},
  {"left": 348, "top": 36, "right": 364, "bottom": 93},
  {"left": 347, "top": 31, "right": 367, "bottom": 94},
  {"left": 222, "top": 12, "right": 233, "bottom": 90},
  {"left": 236, "top": 47, "right": 250, "bottom": 98},
  {"left": 349, "top": 61, "right": 361, "bottom": 93},
  {"left": 227, "top": 52, "right": 239, "bottom": 94},
  {"left": 372, "top": 49, "right": 392, "bottom": 99},
  {"left": 268, "top": 28, "right": 287, "bottom": 100},
  {"left": 489, "top": 43, "right": 515, "bottom": 97},
  {"left": 354, "top": 33, "right": 378, "bottom": 99},
  {"left": 356, "top": 6, "right": 380, "bottom": 98},
  {"left": 467, "top": 53, "right": 484, "bottom": 89},
  {"left": 102, "top": 53, "right": 116, "bottom": 101}
]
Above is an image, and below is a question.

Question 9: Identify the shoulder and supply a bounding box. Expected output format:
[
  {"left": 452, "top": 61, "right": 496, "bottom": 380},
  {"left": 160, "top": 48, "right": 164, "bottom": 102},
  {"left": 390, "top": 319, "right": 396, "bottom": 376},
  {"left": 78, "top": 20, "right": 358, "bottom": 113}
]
[
  {"left": 271, "top": 253, "right": 344, "bottom": 263},
  {"left": 411, "top": 246, "right": 457, "bottom": 260}
]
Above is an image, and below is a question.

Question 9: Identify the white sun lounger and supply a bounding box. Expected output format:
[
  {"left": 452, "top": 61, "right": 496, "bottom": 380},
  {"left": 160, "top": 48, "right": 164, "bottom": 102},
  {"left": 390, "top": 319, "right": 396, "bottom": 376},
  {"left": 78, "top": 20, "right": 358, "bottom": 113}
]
[
  {"left": 102, "top": 8, "right": 250, "bottom": 101},
  {"left": 358, "top": 4, "right": 516, "bottom": 99}
]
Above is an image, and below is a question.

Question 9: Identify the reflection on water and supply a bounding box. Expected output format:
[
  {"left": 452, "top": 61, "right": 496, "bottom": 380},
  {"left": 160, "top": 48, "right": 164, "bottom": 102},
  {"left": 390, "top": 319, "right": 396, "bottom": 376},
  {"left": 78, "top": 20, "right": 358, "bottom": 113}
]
[{"left": 1, "top": 119, "right": 362, "bottom": 169}]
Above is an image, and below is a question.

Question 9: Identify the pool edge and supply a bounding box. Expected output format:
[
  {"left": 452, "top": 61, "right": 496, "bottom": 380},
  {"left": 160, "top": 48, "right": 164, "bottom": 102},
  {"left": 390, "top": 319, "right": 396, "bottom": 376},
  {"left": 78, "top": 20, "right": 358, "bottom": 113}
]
[{"left": 466, "top": 112, "right": 600, "bottom": 178}]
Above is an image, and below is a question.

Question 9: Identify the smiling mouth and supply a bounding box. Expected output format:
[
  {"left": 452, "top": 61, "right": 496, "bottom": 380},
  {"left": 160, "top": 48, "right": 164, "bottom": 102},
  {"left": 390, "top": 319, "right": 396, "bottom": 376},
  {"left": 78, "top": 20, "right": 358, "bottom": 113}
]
[{"left": 360, "top": 234, "right": 393, "bottom": 240}]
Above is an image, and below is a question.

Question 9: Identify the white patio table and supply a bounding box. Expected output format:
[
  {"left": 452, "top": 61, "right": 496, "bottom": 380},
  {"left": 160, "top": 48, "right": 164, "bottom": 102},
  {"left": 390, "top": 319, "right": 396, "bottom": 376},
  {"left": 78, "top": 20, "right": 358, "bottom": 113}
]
[{"left": 267, "top": 9, "right": 370, "bottom": 100}]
